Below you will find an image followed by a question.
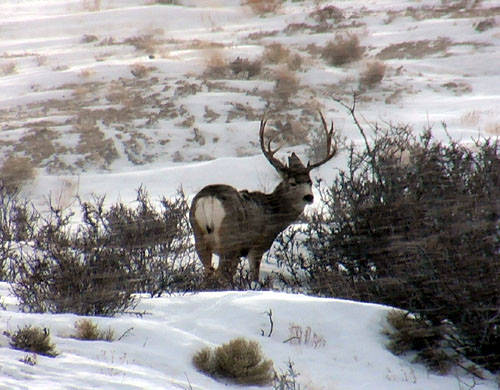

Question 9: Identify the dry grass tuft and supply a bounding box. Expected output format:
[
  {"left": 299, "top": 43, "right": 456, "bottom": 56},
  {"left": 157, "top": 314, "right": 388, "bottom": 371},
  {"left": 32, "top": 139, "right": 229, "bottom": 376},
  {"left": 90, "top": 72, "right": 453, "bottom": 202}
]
[
  {"left": 474, "top": 18, "right": 496, "bottom": 32},
  {"left": 378, "top": 38, "right": 451, "bottom": 60},
  {"left": 309, "top": 5, "right": 344, "bottom": 24},
  {"left": 72, "top": 112, "right": 119, "bottom": 169},
  {"left": 124, "top": 34, "right": 162, "bottom": 54},
  {"left": 0, "top": 62, "right": 17, "bottom": 76},
  {"left": 441, "top": 81, "right": 472, "bottom": 95},
  {"left": 263, "top": 43, "right": 291, "bottom": 64},
  {"left": 460, "top": 110, "right": 481, "bottom": 127},
  {"left": 359, "top": 61, "right": 386, "bottom": 89},
  {"left": 203, "top": 50, "right": 228, "bottom": 79},
  {"left": 285, "top": 324, "right": 326, "bottom": 348},
  {"left": 262, "top": 43, "right": 303, "bottom": 71},
  {"left": 245, "top": 0, "right": 282, "bottom": 16},
  {"left": 82, "top": 0, "right": 101, "bottom": 12},
  {"left": 485, "top": 122, "right": 500, "bottom": 136},
  {"left": 7, "top": 325, "right": 58, "bottom": 357},
  {"left": 147, "top": 0, "right": 181, "bottom": 4},
  {"left": 273, "top": 67, "right": 300, "bottom": 103},
  {"left": 0, "top": 156, "right": 35, "bottom": 193},
  {"left": 81, "top": 34, "right": 98, "bottom": 43},
  {"left": 193, "top": 337, "right": 274, "bottom": 385},
  {"left": 130, "top": 63, "right": 156, "bottom": 78},
  {"left": 321, "top": 34, "right": 364, "bottom": 66},
  {"left": 73, "top": 319, "right": 115, "bottom": 341},
  {"left": 229, "top": 57, "right": 261, "bottom": 79}
]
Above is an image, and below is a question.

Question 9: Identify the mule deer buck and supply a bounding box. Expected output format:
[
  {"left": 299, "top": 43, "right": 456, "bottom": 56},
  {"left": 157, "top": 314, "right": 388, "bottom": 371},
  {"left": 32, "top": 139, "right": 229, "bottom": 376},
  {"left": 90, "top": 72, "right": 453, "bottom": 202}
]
[{"left": 189, "top": 113, "right": 337, "bottom": 284}]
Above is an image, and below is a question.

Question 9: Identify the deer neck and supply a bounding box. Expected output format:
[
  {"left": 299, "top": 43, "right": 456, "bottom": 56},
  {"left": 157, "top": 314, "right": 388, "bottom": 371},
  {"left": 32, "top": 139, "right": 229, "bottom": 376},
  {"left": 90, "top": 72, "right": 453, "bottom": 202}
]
[{"left": 265, "top": 182, "right": 303, "bottom": 226}]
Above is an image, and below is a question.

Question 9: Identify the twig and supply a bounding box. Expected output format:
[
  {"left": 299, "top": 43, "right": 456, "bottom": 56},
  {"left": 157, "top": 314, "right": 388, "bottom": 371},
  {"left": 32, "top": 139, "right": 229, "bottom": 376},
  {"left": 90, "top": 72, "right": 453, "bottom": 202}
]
[
  {"left": 283, "top": 336, "right": 301, "bottom": 344},
  {"left": 261, "top": 309, "right": 274, "bottom": 337},
  {"left": 117, "top": 327, "right": 134, "bottom": 341},
  {"left": 184, "top": 372, "right": 193, "bottom": 390}
]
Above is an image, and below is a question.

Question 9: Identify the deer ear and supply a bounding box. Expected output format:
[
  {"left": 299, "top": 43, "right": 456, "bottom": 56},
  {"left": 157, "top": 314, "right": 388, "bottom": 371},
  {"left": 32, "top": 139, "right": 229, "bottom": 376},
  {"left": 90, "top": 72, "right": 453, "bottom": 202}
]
[{"left": 288, "top": 152, "right": 306, "bottom": 170}]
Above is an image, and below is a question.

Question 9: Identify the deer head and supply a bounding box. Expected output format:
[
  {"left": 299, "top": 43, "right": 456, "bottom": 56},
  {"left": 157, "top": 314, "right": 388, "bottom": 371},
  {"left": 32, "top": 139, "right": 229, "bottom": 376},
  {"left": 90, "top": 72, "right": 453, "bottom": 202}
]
[{"left": 259, "top": 112, "right": 337, "bottom": 211}]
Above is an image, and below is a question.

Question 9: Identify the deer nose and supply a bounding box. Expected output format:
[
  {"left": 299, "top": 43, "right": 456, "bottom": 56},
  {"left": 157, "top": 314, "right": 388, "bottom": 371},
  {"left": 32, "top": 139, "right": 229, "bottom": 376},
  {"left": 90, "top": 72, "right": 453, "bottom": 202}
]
[{"left": 303, "top": 194, "right": 314, "bottom": 204}]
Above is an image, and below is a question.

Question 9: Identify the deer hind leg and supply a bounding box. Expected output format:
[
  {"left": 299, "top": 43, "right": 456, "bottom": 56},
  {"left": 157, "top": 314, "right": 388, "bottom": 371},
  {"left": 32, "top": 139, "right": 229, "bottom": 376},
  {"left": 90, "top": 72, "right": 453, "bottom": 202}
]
[
  {"left": 217, "top": 254, "right": 239, "bottom": 284},
  {"left": 194, "top": 239, "right": 214, "bottom": 275},
  {"left": 248, "top": 249, "right": 265, "bottom": 282}
]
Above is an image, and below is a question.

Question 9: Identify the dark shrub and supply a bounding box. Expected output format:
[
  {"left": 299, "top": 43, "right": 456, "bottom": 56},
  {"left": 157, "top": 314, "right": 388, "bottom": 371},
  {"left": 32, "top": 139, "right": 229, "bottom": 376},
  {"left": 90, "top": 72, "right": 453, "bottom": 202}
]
[
  {"left": 12, "top": 187, "right": 198, "bottom": 316},
  {"left": 12, "top": 196, "right": 138, "bottom": 316},
  {"left": 0, "top": 182, "right": 38, "bottom": 281},
  {"left": 276, "top": 98, "right": 500, "bottom": 372},
  {"left": 384, "top": 310, "right": 458, "bottom": 374},
  {"left": 104, "top": 187, "right": 200, "bottom": 296}
]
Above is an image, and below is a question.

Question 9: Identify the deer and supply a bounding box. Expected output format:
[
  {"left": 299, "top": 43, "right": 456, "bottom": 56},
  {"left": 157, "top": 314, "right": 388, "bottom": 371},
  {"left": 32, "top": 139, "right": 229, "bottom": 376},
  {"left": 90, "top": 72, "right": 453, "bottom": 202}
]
[{"left": 189, "top": 113, "right": 337, "bottom": 284}]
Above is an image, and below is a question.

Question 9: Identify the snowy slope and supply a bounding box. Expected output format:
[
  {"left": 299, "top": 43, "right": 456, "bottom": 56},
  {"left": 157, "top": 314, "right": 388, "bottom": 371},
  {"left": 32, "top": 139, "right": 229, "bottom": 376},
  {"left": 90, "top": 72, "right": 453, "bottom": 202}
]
[{"left": 0, "top": 283, "right": 497, "bottom": 390}]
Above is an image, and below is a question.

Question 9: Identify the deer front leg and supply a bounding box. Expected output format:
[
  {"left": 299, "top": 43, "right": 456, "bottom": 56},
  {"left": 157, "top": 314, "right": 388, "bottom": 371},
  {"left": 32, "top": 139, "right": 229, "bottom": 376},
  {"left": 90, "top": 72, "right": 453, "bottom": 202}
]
[{"left": 248, "top": 249, "right": 265, "bottom": 282}]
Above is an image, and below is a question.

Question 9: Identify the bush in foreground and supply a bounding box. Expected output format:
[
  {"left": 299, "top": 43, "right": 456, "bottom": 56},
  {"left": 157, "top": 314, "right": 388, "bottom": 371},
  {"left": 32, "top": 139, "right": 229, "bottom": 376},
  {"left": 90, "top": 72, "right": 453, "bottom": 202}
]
[
  {"left": 12, "top": 196, "right": 138, "bottom": 316},
  {"left": 11, "top": 187, "right": 199, "bottom": 316},
  {"left": 193, "top": 337, "right": 274, "bottom": 385},
  {"left": 7, "top": 325, "right": 58, "bottom": 357},
  {"left": 384, "top": 310, "right": 457, "bottom": 374}
]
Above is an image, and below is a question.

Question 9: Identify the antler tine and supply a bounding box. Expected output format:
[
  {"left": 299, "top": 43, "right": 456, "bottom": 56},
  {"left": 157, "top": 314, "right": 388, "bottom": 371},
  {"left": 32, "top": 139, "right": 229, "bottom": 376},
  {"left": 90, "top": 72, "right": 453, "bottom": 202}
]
[
  {"left": 307, "top": 111, "right": 338, "bottom": 171},
  {"left": 259, "top": 118, "right": 286, "bottom": 172}
]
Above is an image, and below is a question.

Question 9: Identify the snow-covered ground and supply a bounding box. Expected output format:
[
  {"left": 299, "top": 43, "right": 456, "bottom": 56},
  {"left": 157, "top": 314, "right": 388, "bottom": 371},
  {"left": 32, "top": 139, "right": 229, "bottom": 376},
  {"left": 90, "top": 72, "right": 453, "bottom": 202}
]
[
  {"left": 1, "top": 283, "right": 497, "bottom": 390},
  {"left": 0, "top": 0, "right": 499, "bottom": 388}
]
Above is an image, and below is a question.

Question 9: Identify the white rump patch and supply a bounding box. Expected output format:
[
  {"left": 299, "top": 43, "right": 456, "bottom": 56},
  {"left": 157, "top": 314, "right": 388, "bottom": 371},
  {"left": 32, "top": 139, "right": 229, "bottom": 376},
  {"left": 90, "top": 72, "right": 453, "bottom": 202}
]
[{"left": 194, "top": 196, "right": 226, "bottom": 235}]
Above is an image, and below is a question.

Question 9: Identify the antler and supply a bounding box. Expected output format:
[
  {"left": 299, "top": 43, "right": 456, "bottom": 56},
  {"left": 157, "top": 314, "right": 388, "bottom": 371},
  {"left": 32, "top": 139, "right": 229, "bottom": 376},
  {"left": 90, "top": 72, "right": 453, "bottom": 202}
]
[
  {"left": 306, "top": 111, "right": 337, "bottom": 171},
  {"left": 259, "top": 119, "right": 286, "bottom": 173}
]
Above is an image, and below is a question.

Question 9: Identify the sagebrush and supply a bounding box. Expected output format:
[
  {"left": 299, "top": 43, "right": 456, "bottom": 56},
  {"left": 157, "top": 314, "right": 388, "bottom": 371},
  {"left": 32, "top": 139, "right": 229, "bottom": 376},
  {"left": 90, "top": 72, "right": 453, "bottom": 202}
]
[
  {"left": 72, "top": 319, "right": 114, "bottom": 341},
  {"left": 321, "top": 34, "right": 364, "bottom": 66},
  {"left": 384, "top": 310, "right": 458, "bottom": 374},
  {"left": 8, "top": 325, "right": 58, "bottom": 357},
  {"left": 193, "top": 337, "right": 274, "bottom": 385}
]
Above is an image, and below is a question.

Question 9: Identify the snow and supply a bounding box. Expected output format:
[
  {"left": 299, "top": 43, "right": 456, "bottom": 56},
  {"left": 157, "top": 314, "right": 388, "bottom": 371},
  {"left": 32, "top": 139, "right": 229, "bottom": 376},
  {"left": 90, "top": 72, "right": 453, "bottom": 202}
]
[
  {"left": 0, "top": 0, "right": 499, "bottom": 388},
  {"left": 1, "top": 284, "right": 496, "bottom": 390}
]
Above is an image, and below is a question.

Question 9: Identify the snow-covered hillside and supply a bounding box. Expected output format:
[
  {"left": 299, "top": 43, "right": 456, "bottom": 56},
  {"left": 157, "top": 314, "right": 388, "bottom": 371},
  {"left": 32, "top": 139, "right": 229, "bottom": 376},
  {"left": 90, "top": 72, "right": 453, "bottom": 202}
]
[
  {"left": 1, "top": 0, "right": 498, "bottom": 205},
  {"left": 0, "top": 0, "right": 499, "bottom": 389}
]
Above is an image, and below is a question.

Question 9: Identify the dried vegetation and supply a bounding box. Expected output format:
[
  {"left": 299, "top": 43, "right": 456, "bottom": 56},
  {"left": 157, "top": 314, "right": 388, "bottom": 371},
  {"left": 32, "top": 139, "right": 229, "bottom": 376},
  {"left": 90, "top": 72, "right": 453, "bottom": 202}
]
[
  {"left": 321, "top": 34, "right": 364, "bottom": 66},
  {"left": 7, "top": 325, "right": 58, "bottom": 357},
  {"left": 193, "top": 337, "right": 274, "bottom": 385}
]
